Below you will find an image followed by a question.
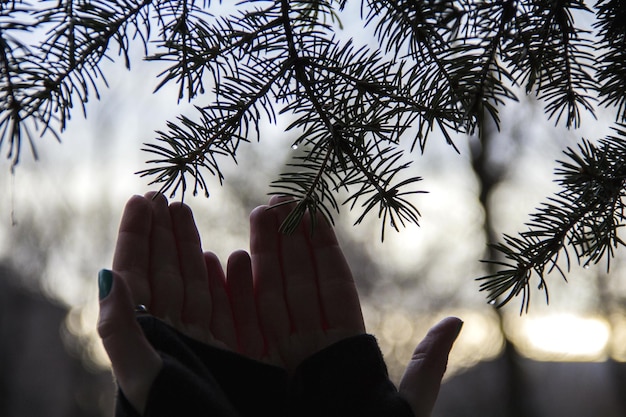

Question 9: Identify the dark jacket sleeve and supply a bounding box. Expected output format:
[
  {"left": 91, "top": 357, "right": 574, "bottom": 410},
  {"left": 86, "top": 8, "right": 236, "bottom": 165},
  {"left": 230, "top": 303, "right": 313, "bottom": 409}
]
[
  {"left": 114, "top": 315, "right": 288, "bottom": 417},
  {"left": 289, "top": 334, "right": 414, "bottom": 417},
  {"left": 113, "top": 317, "right": 411, "bottom": 417},
  {"left": 116, "top": 353, "right": 241, "bottom": 417}
]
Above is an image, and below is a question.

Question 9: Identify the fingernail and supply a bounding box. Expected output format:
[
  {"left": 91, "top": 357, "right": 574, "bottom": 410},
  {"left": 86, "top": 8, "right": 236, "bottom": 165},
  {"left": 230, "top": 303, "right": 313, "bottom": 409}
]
[{"left": 98, "top": 269, "right": 113, "bottom": 300}]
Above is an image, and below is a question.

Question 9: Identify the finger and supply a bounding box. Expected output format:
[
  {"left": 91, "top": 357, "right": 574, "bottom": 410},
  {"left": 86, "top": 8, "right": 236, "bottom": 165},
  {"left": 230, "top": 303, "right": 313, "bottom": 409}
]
[
  {"left": 398, "top": 317, "right": 463, "bottom": 417},
  {"left": 169, "top": 202, "right": 212, "bottom": 341},
  {"left": 97, "top": 269, "right": 162, "bottom": 415},
  {"left": 275, "top": 203, "right": 324, "bottom": 335},
  {"left": 205, "top": 252, "right": 238, "bottom": 349},
  {"left": 250, "top": 204, "right": 291, "bottom": 348},
  {"left": 112, "top": 195, "right": 152, "bottom": 307},
  {"left": 305, "top": 211, "right": 365, "bottom": 335},
  {"left": 146, "top": 192, "right": 184, "bottom": 325},
  {"left": 226, "top": 250, "right": 264, "bottom": 359}
]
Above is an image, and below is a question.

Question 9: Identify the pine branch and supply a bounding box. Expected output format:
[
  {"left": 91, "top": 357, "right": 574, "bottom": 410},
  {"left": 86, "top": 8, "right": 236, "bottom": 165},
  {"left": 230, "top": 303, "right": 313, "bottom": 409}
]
[
  {"left": 146, "top": 1, "right": 285, "bottom": 101},
  {"left": 137, "top": 1, "right": 434, "bottom": 238},
  {"left": 342, "top": 142, "right": 425, "bottom": 241},
  {"left": 137, "top": 2, "right": 293, "bottom": 200},
  {"left": 0, "top": 2, "right": 45, "bottom": 165},
  {"left": 269, "top": 145, "right": 341, "bottom": 234},
  {"left": 363, "top": 0, "right": 471, "bottom": 144},
  {"left": 504, "top": 0, "right": 596, "bottom": 128},
  {"left": 478, "top": 125, "right": 626, "bottom": 313},
  {"left": 4, "top": 0, "right": 626, "bottom": 281},
  {"left": 0, "top": 0, "right": 153, "bottom": 165},
  {"left": 595, "top": 0, "right": 626, "bottom": 121},
  {"left": 136, "top": 57, "right": 289, "bottom": 198}
]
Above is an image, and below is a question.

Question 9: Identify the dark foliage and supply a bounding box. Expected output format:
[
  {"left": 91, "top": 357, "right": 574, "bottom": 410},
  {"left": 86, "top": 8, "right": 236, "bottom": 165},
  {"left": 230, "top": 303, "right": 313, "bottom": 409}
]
[{"left": 2, "top": 0, "right": 625, "bottom": 308}]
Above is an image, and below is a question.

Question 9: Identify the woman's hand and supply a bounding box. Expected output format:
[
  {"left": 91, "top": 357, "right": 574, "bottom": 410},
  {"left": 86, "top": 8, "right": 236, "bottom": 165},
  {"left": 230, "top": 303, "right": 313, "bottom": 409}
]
[
  {"left": 249, "top": 196, "right": 366, "bottom": 372},
  {"left": 399, "top": 317, "right": 463, "bottom": 417},
  {"left": 97, "top": 192, "right": 262, "bottom": 413},
  {"left": 98, "top": 193, "right": 462, "bottom": 417},
  {"left": 250, "top": 196, "right": 462, "bottom": 416},
  {"left": 97, "top": 268, "right": 162, "bottom": 415}
]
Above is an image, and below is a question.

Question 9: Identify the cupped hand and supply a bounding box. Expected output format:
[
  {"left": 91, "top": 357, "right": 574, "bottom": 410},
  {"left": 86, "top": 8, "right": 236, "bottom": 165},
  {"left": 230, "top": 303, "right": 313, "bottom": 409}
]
[
  {"left": 98, "top": 192, "right": 260, "bottom": 413},
  {"left": 249, "top": 196, "right": 366, "bottom": 371},
  {"left": 110, "top": 192, "right": 242, "bottom": 348},
  {"left": 99, "top": 192, "right": 462, "bottom": 417},
  {"left": 250, "top": 196, "right": 462, "bottom": 417}
]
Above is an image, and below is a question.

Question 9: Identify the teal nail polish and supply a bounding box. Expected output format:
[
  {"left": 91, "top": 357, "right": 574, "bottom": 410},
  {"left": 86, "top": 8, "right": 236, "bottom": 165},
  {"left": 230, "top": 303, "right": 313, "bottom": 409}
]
[{"left": 98, "top": 269, "right": 113, "bottom": 300}]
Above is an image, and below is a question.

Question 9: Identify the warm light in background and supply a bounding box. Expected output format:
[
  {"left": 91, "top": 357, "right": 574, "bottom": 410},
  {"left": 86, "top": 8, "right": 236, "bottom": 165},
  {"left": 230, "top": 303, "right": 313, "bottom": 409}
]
[
  {"left": 80, "top": 304, "right": 625, "bottom": 377},
  {"left": 609, "top": 312, "right": 626, "bottom": 361},
  {"left": 506, "top": 313, "right": 611, "bottom": 362},
  {"left": 364, "top": 306, "right": 505, "bottom": 382}
]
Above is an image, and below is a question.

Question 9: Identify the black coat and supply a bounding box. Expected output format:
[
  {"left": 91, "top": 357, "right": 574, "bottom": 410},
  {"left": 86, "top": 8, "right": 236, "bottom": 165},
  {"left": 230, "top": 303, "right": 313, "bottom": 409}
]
[{"left": 116, "top": 316, "right": 413, "bottom": 417}]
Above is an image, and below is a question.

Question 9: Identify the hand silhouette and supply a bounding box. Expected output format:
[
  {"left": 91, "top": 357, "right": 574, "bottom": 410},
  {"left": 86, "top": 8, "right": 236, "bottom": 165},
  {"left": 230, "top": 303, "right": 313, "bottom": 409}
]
[
  {"left": 98, "top": 192, "right": 261, "bottom": 413},
  {"left": 250, "top": 196, "right": 462, "bottom": 415},
  {"left": 250, "top": 196, "right": 366, "bottom": 371},
  {"left": 98, "top": 193, "right": 462, "bottom": 417}
]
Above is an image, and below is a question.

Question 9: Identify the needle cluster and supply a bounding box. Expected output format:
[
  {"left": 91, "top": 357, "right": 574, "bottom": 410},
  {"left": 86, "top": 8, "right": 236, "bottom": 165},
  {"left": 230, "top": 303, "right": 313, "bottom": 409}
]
[
  {"left": 1, "top": 1, "right": 626, "bottom": 294},
  {"left": 479, "top": 127, "right": 626, "bottom": 312}
]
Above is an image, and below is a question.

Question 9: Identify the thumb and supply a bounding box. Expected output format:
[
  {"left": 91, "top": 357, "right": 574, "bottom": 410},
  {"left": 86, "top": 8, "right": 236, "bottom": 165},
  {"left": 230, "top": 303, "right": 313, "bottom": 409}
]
[
  {"left": 97, "top": 269, "right": 162, "bottom": 414},
  {"left": 398, "top": 317, "right": 463, "bottom": 417}
]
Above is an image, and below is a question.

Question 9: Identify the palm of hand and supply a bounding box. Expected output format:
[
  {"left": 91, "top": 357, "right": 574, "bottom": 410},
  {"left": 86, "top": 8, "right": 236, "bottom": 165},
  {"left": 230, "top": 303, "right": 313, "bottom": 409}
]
[
  {"left": 250, "top": 197, "right": 365, "bottom": 372},
  {"left": 106, "top": 192, "right": 460, "bottom": 417},
  {"left": 113, "top": 192, "right": 239, "bottom": 351},
  {"left": 114, "top": 193, "right": 365, "bottom": 373}
]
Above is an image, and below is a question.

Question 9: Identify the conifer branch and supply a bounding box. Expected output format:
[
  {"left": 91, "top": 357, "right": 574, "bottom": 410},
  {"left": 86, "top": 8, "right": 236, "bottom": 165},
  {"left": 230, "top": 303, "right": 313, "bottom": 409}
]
[
  {"left": 478, "top": 125, "right": 626, "bottom": 312},
  {"left": 1, "top": 0, "right": 153, "bottom": 165},
  {"left": 595, "top": 0, "right": 626, "bottom": 121},
  {"left": 3, "top": 1, "right": 626, "bottom": 301}
]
